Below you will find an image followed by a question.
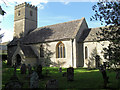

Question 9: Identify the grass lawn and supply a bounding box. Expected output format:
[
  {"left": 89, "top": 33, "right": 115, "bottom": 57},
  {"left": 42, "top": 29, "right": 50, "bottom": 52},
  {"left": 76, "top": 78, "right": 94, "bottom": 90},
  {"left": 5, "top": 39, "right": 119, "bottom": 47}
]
[{"left": 2, "top": 61, "right": 119, "bottom": 89}]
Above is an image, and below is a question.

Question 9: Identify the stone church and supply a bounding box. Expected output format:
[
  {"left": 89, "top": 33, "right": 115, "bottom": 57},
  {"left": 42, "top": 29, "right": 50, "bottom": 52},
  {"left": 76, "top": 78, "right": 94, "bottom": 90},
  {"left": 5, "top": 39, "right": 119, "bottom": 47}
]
[{"left": 7, "top": 2, "right": 109, "bottom": 68}]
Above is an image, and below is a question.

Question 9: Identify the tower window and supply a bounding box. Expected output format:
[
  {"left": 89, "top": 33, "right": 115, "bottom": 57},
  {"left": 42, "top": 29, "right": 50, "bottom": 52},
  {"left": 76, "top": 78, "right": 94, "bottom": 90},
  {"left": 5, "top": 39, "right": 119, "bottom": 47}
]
[
  {"left": 56, "top": 41, "right": 65, "bottom": 58},
  {"left": 30, "top": 10, "right": 33, "bottom": 16},
  {"left": 18, "top": 10, "right": 20, "bottom": 16}
]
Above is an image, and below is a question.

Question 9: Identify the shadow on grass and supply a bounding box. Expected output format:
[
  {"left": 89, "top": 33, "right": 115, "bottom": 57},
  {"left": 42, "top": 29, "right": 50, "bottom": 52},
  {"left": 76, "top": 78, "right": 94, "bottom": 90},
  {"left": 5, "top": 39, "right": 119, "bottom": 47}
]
[{"left": 2, "top": 62, "right": 118, "bottom": 89}]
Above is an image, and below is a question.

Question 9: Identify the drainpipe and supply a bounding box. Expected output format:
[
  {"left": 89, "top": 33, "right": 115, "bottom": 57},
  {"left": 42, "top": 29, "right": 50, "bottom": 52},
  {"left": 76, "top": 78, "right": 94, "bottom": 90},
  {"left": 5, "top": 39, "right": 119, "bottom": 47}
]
[{"left": 71, "top": 39, "right": 74, "bottom": 67}]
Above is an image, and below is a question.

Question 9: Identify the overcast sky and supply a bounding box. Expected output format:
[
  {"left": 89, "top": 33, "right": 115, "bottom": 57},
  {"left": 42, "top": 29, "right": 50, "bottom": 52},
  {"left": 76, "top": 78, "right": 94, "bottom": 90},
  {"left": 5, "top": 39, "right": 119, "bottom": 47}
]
[{"left": 0, "top": 0, "right": 104, "bottom": 43}]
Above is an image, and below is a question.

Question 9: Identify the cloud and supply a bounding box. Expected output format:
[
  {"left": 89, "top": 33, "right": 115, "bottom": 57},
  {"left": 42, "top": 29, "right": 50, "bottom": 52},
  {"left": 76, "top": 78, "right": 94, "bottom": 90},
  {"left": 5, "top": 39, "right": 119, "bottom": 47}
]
[
  {"left": 0, "top": 29, "right": 13, "bottom": 43},
  {"left": 0, "top": 0, "right": 48, "bottom": 9}
]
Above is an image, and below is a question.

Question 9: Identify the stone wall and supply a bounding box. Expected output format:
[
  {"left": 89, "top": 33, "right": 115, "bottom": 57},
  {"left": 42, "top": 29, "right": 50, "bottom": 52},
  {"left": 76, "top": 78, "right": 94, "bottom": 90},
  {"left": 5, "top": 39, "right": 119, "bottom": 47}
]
[
  {"left": 30, "top": 40, "right": 73, "bottom": 68},
  {"left": 83, "top": 41, "right": 110, "bottom": 68}
]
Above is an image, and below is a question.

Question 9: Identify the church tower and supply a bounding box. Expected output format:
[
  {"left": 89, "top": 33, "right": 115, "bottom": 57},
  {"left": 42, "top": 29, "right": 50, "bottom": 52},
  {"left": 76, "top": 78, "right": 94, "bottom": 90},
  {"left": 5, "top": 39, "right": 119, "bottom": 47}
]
[{"left": 14, "top": 2, "right": 37, "bottom": 38}]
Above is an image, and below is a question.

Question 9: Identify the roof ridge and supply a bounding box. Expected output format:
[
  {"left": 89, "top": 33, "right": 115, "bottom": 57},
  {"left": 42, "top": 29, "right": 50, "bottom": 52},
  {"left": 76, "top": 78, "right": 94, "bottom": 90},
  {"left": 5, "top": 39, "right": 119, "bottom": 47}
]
[{"left": 31, "top": 17, "right": 84, "bottom": 33}]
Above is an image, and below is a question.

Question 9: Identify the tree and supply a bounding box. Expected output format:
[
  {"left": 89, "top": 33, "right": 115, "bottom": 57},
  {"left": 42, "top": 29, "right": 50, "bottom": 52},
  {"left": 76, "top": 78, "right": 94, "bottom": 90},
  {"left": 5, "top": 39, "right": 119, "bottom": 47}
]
[
  {"left": 0, "top": 6, "right": 6, "bottom": 16},
  {"left": 91, "top": 0, "right": 120, "bottom": 68}
]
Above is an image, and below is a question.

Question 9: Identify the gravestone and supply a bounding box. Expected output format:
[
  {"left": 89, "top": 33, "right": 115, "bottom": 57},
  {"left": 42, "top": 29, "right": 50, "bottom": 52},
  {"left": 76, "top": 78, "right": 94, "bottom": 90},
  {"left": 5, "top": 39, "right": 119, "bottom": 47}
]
[
  {"left": 67, "top": 67, "right": 74, "bottom": 81},
  {"left": 13, "top": 63, "right": 17, "bottom": 75},
  {"left": 27, "top": 64, "right": 32, "bottom": 75},
  {"left": 45, "top": 79, "right": 58, "bottom": 89},
  {"left": 59, "top": 67, "right": 62, "bottom": 72},
  {"left": 62, "top": 72, "right": 67, "bottom": 77},
  {"left": 20, "top": 64, "right": 26, "bottom": 74},
  {"left": 36, "top": 64, "right": 42, "bottom": 79},
  {"left": 30, "top": 71, "right": 39, "bottom": 88},
  {"left": 99, "top": 65, "right": 109, "bottom": 88},
  {"left": 5, "top": 73, "right": 22, "bottom": 89}
]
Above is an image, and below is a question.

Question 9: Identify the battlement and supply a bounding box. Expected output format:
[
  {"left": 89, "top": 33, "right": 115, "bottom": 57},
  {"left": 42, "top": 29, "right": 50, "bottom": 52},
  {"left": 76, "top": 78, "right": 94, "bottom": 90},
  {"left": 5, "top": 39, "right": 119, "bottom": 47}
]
[{"left": 15, "top": 2, "right": 37, "bottom": 10}]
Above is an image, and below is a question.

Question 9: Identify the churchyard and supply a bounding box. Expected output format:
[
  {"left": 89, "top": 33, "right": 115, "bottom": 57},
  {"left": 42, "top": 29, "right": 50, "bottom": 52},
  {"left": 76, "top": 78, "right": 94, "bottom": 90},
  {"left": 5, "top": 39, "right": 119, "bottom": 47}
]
[{"left": 2, "top": 61, "right": 119, "bottom": 89}]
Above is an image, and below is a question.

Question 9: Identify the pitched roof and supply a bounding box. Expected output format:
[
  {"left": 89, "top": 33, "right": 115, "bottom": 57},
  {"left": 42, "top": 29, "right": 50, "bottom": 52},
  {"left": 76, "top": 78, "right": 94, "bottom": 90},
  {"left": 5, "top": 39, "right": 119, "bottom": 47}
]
[
  {"left": 78, "top": 27, "right": 100, "bottom": 42},
  {"left": 22, "top": 18, "right": 84, "bottom": 44},
  {"left": 20, "top": 45, "right": 37, "bottom": 58}
]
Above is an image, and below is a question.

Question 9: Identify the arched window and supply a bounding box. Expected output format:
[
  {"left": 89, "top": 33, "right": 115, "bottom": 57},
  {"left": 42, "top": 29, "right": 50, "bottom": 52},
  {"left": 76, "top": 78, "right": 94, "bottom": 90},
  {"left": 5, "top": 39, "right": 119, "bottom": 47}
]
[
  {"left": 40, "top": 45, "right": 44, "bottom": 57},
  {"left": 85, "top": 46, "right": 88, "bottom": 59},
  {"left": 18, "top": 10, "right": 20, "bottom": 16},
  {"left": 56, "top": 41, "right": 65, "bottom": 58}
]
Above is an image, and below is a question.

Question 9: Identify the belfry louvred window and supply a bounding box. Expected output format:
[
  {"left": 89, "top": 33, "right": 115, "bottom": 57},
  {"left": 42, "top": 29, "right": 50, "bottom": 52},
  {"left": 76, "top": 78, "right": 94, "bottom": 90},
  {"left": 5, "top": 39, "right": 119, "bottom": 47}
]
[{"left": 56, "top": 41, "right": 65, "bottom": 58}]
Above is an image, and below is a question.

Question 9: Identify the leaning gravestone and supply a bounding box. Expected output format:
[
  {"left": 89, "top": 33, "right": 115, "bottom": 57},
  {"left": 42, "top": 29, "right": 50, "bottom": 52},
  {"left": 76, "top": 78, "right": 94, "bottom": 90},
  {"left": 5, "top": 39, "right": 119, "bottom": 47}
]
[
  {"left": 20, "top": 64, "right": 27, "bottom": 74},
  {"left": 45, "top": 79, "right": 58, "bottom": 89},
  {"left": 67, "top": 67, "right": 74, "bottom": 81},
  {"left": 5, "top": 73, "right": 23, "bottom": 89},
  {"left": 30, "top": 71, "right": 39, "bottom": 88},
  {"left": 36, "top": 64, "right": 42, "bottom": 79}
]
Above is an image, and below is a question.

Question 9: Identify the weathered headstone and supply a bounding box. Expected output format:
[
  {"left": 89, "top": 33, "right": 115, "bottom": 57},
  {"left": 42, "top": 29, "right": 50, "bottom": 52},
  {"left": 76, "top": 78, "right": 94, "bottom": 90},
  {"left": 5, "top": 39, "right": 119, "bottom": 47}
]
[
  {"left": 5, "top": 74, "right": 22, "bottom": 89},
  {"left": 99, "top": 65, "right": 109, "bottom": 88},
  {"left": 27, "top": 64, "right": 32, "bottom": 75},
  {"left": 30, "top": 71, "right": 39, "bottom": 88},
  {"left": 45, "top": 79, "right": 58, "bottom": 89},
  {"left": 67, "top": 67, "right": 74, "bottom": 81},
  {"left": 20, "top": 64, "right": 27, "bottom": 74},
  {"left": 36, "top": 64, "right": 42, "bottom": 79}
]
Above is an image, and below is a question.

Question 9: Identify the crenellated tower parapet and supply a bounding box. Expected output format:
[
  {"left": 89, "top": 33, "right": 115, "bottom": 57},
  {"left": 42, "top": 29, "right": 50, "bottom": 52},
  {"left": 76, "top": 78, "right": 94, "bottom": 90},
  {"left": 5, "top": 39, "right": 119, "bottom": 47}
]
[
  {"left": 15, "top": 2, "right": 37, "bottom": 10},
  {"left": 14, "top": 2, "right": 37, "bottom": 38}
]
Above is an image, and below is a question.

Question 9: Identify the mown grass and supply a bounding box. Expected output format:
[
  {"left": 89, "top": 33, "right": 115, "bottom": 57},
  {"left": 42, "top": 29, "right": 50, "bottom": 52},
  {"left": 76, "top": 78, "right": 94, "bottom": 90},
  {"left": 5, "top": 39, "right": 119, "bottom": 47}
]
[{"left": 2, "top": 61, "right": 119, "bottom": 89}]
